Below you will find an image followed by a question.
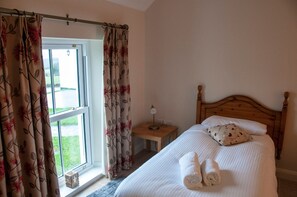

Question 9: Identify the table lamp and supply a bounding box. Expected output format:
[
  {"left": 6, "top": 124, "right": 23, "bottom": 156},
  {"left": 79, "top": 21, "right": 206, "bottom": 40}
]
[{"left": 148, "top": 105, "right": 160, "bottom": 130}]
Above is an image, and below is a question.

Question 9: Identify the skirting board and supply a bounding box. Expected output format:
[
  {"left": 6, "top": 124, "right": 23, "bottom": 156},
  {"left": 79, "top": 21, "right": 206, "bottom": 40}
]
[{"left": 276, "top": 168, "right": 297, "bottom": 182}]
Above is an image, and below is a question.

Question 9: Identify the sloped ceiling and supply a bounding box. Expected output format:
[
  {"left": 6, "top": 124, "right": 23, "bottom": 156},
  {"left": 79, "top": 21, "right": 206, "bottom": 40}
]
[{"left": 106, "top": 0, "right": 156, "bottom": 11}]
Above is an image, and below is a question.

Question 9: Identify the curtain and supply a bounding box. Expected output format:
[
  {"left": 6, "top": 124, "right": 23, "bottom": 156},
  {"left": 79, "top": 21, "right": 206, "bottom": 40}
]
[
  {"left": 103, "top": 25, "right": 132, "bottom": 179},
  {"left": 0, "top": 15, "right": 60, "bottom": 196}
]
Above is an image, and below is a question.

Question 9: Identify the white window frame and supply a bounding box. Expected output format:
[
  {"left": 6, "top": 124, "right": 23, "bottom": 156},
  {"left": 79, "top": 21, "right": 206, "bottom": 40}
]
[{"left": 42, "top": 39, "right": 93, "bottom": 181}]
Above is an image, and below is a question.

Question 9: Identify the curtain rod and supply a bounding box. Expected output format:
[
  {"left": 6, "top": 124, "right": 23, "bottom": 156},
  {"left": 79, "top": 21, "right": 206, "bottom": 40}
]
[{"left": 0, "top": 7, "right": 128, "bottom": 30}]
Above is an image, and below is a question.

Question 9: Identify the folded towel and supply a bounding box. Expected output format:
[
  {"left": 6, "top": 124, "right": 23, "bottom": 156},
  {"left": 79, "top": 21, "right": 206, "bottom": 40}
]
[
  {"left": 201, "top": 159, "right": 221, "bottom": 186},
  {"left": 179, "top": 152, "right": 203, "bottom": 189}
]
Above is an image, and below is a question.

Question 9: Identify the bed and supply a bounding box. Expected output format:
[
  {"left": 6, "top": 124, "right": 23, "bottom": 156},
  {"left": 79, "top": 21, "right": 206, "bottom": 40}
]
[{"left": 115, "top": 85, "right": 289, "bottom": 197}]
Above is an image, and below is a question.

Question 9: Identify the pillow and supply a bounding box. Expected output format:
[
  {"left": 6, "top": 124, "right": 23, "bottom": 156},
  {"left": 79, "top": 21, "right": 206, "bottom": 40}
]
[
  {"left": 207, "top": 123, "right": 251, "bottom": 146},
  {"left": 201, "top": 115, "right": 267, "bottom": 135}
]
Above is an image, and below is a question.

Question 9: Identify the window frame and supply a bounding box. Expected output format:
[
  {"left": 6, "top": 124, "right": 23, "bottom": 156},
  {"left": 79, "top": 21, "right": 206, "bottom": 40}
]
[{"left": 42, "top": 39, "right": 93, "bottom": 181}]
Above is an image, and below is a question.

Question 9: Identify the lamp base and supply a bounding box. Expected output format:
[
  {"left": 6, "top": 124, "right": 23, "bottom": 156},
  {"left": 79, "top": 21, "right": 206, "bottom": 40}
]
[{"left": 148, "top": 124, "right": 160, "bottom": 130}]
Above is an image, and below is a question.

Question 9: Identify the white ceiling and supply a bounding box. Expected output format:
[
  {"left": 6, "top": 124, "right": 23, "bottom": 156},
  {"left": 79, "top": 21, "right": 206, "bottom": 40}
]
[{"left": 106, "top": 0, "right": 156, "bottom": 11}]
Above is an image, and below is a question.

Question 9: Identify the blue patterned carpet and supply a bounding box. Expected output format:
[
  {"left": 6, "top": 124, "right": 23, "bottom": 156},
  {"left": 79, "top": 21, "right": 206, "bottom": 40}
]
[{"left": 87, "top": 177, "right": 125, "bottom": 197}]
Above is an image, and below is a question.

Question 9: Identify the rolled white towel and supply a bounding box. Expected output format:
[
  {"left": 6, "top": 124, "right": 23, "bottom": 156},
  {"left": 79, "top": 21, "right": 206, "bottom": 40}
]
[
  {"left": 179, "top": 152, "right": 203, "bottom": 189},
  {"left": 201, "top": 159, "right": 221, "bottom": 186}
]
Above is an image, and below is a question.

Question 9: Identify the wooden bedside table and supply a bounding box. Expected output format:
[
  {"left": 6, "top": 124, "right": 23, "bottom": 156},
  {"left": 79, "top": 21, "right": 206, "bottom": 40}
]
[{"left": 132, "top": 123, "right": 178, "bottom": 153}]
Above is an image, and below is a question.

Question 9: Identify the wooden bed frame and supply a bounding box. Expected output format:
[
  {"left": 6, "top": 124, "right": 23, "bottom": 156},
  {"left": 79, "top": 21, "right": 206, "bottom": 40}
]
[{"left": 196, "top": 85, "right": 289, "bottom": 159}]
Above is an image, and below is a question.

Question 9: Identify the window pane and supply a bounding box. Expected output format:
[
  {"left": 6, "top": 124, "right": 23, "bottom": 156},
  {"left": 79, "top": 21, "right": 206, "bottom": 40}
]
[
  {"left": 51, "top": 49, "right": 80, "bottom": 114},
  {"left": 60, "top": 114, "right": 86, "bottom": 173},
  {"left": 43, "top": 41, "right": 91, "bottom": 179},
  {"left": 42, "top": 49, "right": 54, "bottom": 115},
  {"left": 51, "top": 122, "right": 63, "bottom": 177}
]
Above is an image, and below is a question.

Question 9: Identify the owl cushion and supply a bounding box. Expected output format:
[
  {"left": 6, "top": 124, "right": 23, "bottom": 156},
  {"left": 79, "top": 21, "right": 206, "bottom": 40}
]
[{"left": 207, "top": 123, "right": 251, "bottom": 146}]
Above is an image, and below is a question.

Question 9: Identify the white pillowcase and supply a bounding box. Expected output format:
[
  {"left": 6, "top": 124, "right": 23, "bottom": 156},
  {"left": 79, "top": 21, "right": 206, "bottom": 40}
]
[{"left": 201, "top": 115, "right": 267, "bottom": 135}]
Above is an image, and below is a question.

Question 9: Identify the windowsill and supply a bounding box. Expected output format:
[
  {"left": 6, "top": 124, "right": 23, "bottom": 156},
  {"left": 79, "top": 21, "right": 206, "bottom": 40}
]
[{"left": 60, "top": 166, "right": 104, "bottom": 197}]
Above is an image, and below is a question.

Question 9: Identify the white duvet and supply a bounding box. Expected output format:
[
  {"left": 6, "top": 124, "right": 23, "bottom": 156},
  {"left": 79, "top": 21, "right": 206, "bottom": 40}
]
[{"left": 115, "top": 125, "right": 277, "bottom": 197}]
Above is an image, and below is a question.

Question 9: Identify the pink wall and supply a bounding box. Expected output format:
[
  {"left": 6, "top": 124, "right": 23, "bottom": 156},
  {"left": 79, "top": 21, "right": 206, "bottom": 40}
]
[
  {"left": 2, "top": 0, "right": 296, "bottom": 179},
  {"left": 145, "top": 0, "right": 297, "bottom": 174},
  {"left": 0, "top": 0, "right": 147, "bottom": 126}
]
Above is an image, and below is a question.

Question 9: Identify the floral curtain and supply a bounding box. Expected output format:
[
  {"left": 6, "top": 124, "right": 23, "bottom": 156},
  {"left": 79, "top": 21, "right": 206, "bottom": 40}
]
[
  {"left": 103, "top": 25, "right": 132, "bottom": 179},
  {"left": 0, "top": 15, "right": 60, "bottom": 196}
]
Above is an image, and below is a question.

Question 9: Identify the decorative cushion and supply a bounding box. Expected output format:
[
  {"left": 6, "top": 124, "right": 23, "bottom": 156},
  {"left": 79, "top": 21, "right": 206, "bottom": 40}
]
[
  {"left": 201, "top": 115, "right": 267, "bottom": 135},
  {"left": 207, "top": 123, "right": 251, "bottom": 146}
]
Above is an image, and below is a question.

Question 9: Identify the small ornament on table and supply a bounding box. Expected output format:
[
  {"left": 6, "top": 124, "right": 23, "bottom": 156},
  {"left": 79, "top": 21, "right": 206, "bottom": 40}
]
[{"left": 148, "top": 105, "right": 160, "bottom": 130}]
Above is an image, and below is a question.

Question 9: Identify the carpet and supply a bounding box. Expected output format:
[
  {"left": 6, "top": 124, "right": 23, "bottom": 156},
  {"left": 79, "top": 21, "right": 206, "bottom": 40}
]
[{"left": 87, "top": 177, "right": 125, "bottom": 197}]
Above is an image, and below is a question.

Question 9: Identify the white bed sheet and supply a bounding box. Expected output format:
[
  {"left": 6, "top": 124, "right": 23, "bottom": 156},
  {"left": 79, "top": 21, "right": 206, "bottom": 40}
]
[{"left": 115, "top": 125, "right": 277, "bottom": 197}]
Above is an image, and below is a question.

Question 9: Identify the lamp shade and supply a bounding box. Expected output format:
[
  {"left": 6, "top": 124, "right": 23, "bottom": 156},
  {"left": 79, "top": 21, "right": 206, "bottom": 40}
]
[
  {"left": 150, "top": 105, "right": 157, "bottom": 115},
  {"left": 149, "top": 105, "right": 159, "bottom": 130}
]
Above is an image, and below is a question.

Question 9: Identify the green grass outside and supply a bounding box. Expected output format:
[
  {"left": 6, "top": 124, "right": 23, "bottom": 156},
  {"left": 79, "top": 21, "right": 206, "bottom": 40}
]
[{"left": 52, "top": 136, "right": 81, "bottom": 176}]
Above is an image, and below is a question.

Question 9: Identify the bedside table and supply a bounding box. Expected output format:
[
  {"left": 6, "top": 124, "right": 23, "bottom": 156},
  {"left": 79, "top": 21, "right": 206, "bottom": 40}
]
[{"left": 132, "top": 123, "right": 178, "bottom": 153}]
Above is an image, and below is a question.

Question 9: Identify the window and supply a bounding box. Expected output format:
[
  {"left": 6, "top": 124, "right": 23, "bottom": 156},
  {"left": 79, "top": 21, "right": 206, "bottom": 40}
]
[
  {"left": 43, "top": 42, "right": 91, "bottom": 178},
  {"left": 42, "top": 39, "right": 105, "bottom": 196}
]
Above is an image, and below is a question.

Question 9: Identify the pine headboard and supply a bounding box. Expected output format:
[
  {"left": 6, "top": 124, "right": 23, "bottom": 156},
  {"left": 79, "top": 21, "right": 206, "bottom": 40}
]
[{"left": 196, "top": 85, "right": 289, "bottom": 159}]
